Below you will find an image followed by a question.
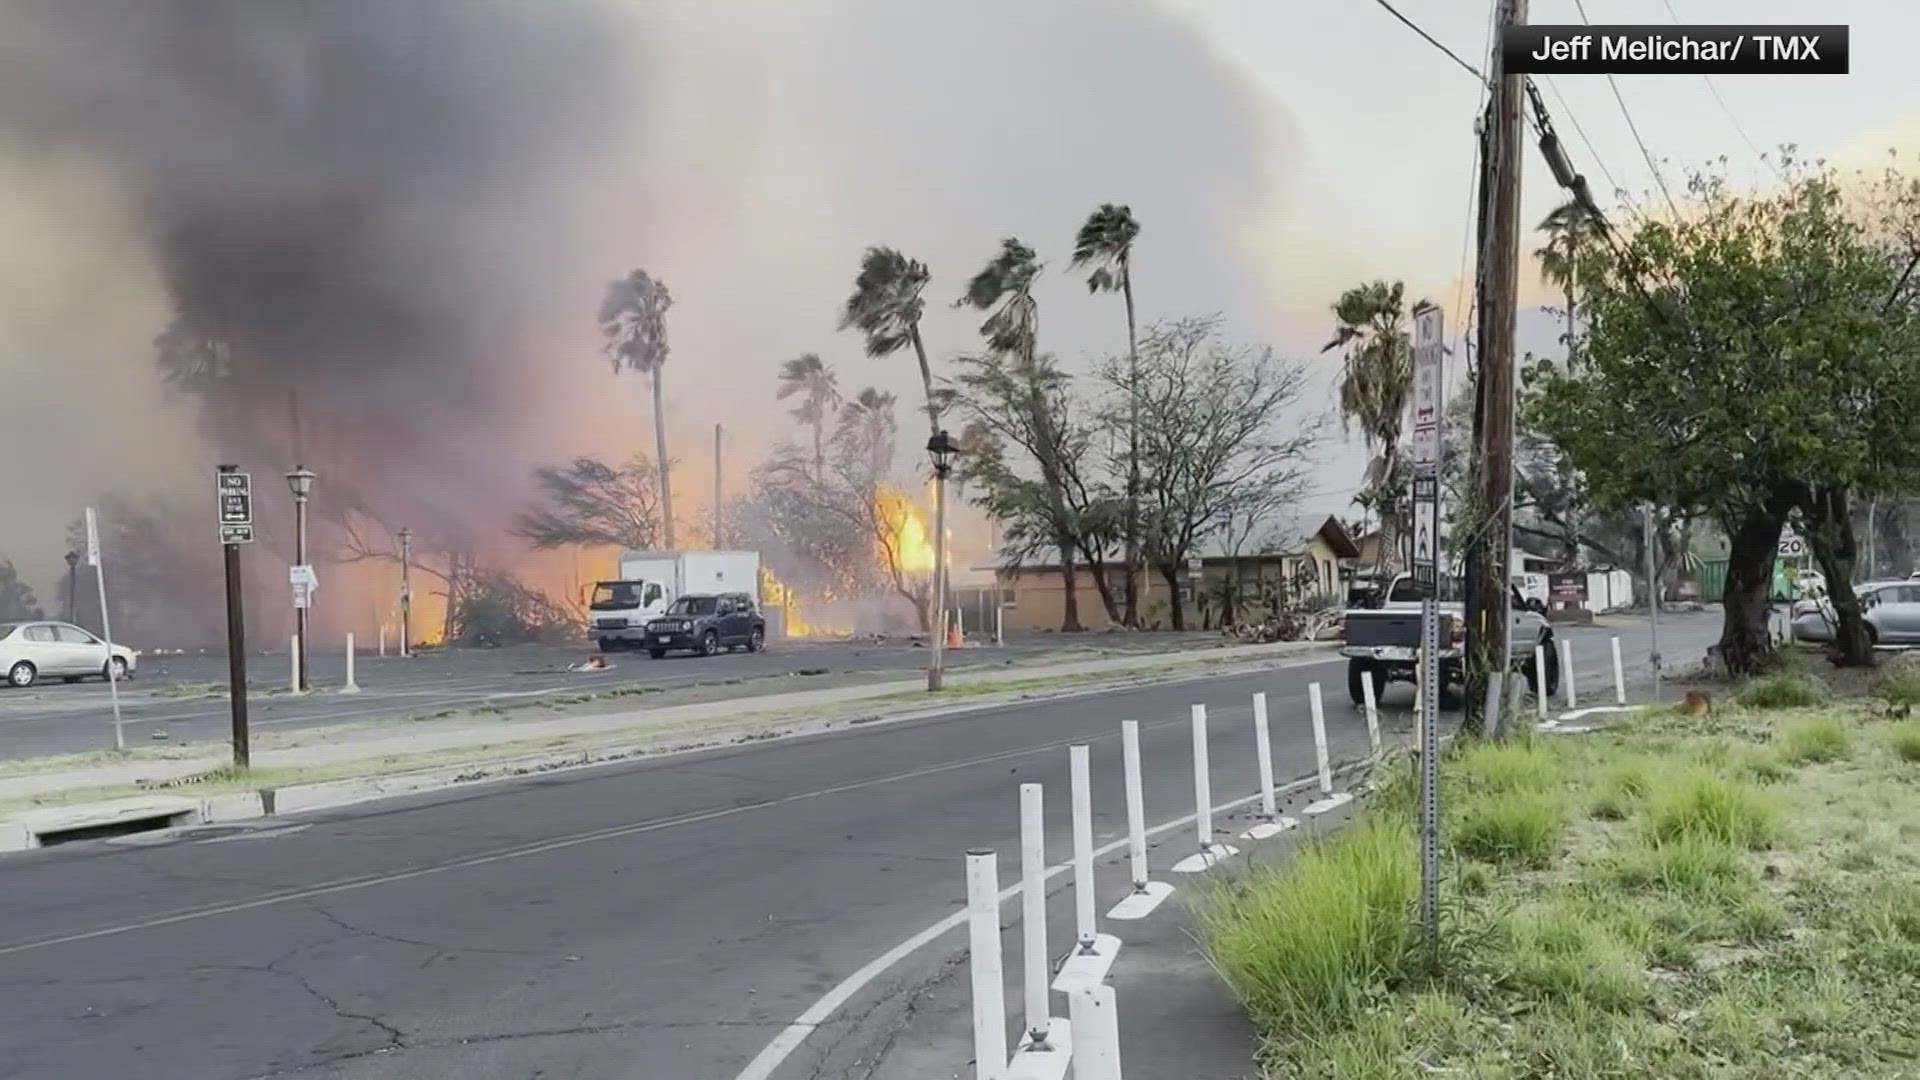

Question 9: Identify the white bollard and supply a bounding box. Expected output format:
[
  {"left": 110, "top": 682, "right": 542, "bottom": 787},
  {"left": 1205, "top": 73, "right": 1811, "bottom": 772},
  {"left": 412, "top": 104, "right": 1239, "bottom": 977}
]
[
  {"left": 1069, "top": 984, "right": 1124, "bottom": 1080},
  {"left": 1242, "top": 692, "right": 1297, "bottom": 841},
  {"left": 1561, "top": 638, "right": 1577, "bottom": 709},
  {"left": 1172, "top": 704, "right": 1237, "bottom": 873},
  {"left": 1018, "top": 784, "right": 1054, "bottom": 1048},
  {"left": 1360, "top": 674, "right": 1381, "bottom": 756},
  {"left": 290, "top": 634, "right": 302, "bottom": 695},
  {"left": 1533, "top": 644, "right": 1547, "bottom": 721},
  {"left": 1253, "top": 693, "right": 1277, "bottom": 820},
  {"left": 1070, "top": 745, "right": 1096, "bottom": 953},
  {"left": 995, "top": 605, "right": 1005, "bottom": 647},
  {"left": 379, "top": 625, "right": 387, "bottom": 658},
  {"left": 957, "top": 606, "right": 965, "bottom": 642},
  {"left": 343, "top": 633, "right": 360, "bottom": 693},
  {"left": 964, "top": 850, "right": 1009, "bottom": 1080},
  {"left": 1108, "top": 722, "right": 1174, "bottom": 919},
  {"left": 1611, "top": 635, "right": 1626, "bottom": 705},
  {"left": 1304, "top": 682, "right": 1352, "bottom": 816}
]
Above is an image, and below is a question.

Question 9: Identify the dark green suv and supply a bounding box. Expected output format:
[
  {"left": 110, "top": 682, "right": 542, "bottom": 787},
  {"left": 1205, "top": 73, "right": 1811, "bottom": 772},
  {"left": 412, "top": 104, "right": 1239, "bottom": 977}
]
[{"left": 643, "top": 592, "right": 766, "bottom": 658}]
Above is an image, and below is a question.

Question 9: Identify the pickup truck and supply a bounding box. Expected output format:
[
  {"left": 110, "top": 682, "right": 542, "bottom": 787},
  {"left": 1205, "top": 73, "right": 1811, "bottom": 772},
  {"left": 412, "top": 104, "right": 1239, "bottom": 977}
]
[{"left": 1340, "top": 573, "right": 1557, "bottom": 706}]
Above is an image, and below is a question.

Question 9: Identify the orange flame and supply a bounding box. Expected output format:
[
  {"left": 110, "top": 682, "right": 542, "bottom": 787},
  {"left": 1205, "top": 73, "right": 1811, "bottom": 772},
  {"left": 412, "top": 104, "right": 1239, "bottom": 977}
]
[
  {"left": 759, "top": 565, "right": 854, "bottom": 637},
  {"left": 874, "top": 487, "right": 935, "bottom": 577}
]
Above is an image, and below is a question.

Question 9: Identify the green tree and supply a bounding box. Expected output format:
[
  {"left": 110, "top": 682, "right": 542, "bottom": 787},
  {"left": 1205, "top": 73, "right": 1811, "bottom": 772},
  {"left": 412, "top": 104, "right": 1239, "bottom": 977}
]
[
  {"left": 599, "top": 269, "right": 676, "bottom": 547},
  {"left": 511, "top": 455, "right": 662, "bottom": 551},
  {"left": 1533, "top": 164, "right": 1920, "bottom": 671},
  {"left": 840, "top": 247, "right": 941, "bottom": 435},
  {"left": 1322, "top": 281, "right": 1415, "bottom": 578},
  {"left": 0, "top": 561, "right": 43, "bottom": 622},
  {"left": 1072, "top": 203, "right": 1145, "bottom": 626},
  {"left": 776, "top": 353, "right": 842, "bottom": 482}
]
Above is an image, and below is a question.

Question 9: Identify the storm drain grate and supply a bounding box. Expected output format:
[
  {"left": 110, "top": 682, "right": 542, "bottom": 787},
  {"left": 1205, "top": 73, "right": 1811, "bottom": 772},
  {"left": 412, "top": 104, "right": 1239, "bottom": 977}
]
[{"left": 35, "top": 809, "right": 196, "bottom": 847}]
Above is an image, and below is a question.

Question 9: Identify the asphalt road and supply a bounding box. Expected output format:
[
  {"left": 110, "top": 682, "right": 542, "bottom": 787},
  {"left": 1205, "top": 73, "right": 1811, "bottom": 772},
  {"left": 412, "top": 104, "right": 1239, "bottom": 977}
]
[
  {"left": 0, "top": 632, "right": 1220, "bottom": 761},
  {"left": 0, "top": 614, "right": 1716, "bottom": 1080}
]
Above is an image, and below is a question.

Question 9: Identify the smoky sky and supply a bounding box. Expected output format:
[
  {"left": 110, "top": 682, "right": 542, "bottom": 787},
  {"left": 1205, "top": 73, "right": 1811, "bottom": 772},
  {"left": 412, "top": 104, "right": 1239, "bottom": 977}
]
[{"left": 0, "top": 0, "right": 1306, "bottom": 610}]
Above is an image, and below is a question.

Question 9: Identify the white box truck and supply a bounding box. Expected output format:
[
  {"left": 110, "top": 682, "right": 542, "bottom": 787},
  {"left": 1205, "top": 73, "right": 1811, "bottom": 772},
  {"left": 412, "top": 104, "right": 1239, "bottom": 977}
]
[{"left": 588, "top": 550, "right": 760, "bottom": 650}]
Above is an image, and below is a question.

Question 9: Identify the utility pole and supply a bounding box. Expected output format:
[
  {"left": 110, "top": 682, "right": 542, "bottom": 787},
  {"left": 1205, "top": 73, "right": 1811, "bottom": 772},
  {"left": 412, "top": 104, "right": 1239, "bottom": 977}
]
[
  {"left": 215, "top": 466, "right": 253, "bottom": 771},
  {"left": 1464, "top": 0, "right": 1527, "bottom": 737},
  {"left": 1646, "top": 503, "right": 1662, "bottom": 701},
  {"left": 398, "top": 526, "right": 413, "bottom": 658},
  {"left": 713, "top": 423, "right": 723, "bottom": 550}
]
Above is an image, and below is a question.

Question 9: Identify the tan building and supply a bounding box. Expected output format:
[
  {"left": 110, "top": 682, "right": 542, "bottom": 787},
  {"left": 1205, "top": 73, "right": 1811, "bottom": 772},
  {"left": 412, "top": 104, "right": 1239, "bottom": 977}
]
[{"left": 983, "top": 516, "right": 1360, "bottom": 633}]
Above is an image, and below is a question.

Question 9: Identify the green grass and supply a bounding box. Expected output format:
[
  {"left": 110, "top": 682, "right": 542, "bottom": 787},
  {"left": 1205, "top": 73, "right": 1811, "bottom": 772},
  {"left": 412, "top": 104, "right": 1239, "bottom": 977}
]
[
  {"left": 1779, "top": 716, "right": 1851, "bottom": 764},
  {"left": 1452, "top": 788, "right": 1563, "bottom": 866},
  {"left": 1201, "top": 816, "right": 1415, "bottom": 1036},
  {"left": 1646, "top": 771, "right": 1778, "bottom": 850},
  {"left": 1738, "top": 671, "right": 1826, "bottom": 710},
  {"left": 1878, "top": 669, "right": 1920, "bottom": 707},
  {"left": 1889, "top": 720, "right": 1920, "bottom": 763},
  {"left": 1204, "top": 674, "right": 1920, "bottom": 1079}
]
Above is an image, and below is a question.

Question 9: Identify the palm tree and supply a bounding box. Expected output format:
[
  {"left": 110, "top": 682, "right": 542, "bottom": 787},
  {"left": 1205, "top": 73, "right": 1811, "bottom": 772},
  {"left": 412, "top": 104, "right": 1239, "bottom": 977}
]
[
  {"left": 836, "top": 386, "right": 899, "bottom": 482},
  {"left": 777, "top": 353, "right": 842, "bottom": 482},
  {"left": 1322, "top": 280, "right": 1415, "bottom": 577},
  {"left": 1071, "top": 203, "right": 1143, "bottom": 626},
  {"left": 840, "top": 247, "right": 940, "bottom": 435},
  {"left": 599, "top": 269, "right": 676, "bottom": 548},
  {"left": 1535, "top": 200, "right": 1604, "bottom": 362}
]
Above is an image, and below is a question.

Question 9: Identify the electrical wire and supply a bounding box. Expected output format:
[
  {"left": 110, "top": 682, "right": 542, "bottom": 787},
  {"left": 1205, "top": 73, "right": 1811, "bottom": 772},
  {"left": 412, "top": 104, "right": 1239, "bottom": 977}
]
[
  {"left": 1569, "top": 0, "right": 1679, "bottom": 216},
  {"left": 1369, "top": 0, "right": 1487, "bottom": 82},
  {"left": 1658, "top": 0, "right": 1780, "bottom": 180}
]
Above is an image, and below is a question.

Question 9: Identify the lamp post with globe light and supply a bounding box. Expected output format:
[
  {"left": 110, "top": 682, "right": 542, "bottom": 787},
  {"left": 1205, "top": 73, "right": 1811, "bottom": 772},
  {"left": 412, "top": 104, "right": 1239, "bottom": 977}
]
[
  {"left": 286, "top": 467, "right": 316, "bottom": 691},
  {"left": 926, "top": 429, "right": 958, "bottom": 691}
]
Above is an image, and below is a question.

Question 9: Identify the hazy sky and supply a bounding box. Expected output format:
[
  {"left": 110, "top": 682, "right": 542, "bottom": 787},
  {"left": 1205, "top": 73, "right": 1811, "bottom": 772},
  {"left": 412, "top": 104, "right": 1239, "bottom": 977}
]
[{"left": 1, "top": 0, "right": 1915, "bottom": 601}]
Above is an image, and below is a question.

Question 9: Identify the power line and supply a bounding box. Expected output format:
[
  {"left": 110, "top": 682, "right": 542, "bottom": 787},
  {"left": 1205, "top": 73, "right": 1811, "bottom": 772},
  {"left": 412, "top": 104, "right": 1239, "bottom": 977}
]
[
  {"left": 1369, "top": 0, "right": 1486, "bottom": 82},
  {"left": 1569, "top": 0, "right": 1678, "bottom": 216},
  {"left": 1658, "top": 0, "right": 1780, "bottom": 179}
]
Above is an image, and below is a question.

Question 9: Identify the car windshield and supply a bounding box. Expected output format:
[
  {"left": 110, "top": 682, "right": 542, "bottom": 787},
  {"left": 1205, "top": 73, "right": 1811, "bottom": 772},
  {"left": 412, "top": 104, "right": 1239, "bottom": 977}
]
[
  {"left": 668, "top": 596, "right": 717, "bottom": 616},
  {"left": 589, "top": 583, "right": 639, "bottom": 610},
  {"left": 0, "top": 623, "right": 16, "bottom": 640}
]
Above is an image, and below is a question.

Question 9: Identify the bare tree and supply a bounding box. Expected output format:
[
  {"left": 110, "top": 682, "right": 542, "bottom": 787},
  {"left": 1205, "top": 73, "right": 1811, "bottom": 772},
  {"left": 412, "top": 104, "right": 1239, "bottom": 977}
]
[
  {"left": 511, "top": 455, "right": 663, "bottom": 551},
  {"left": 1114, "top": 317, "right": 1320, "bottom": 629}
]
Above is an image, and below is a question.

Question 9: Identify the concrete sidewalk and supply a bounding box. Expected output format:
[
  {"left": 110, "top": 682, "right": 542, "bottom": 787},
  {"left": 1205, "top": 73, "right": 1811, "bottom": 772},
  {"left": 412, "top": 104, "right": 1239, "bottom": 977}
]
[{"left": 0, "top": 639, "right": 1337, "bottom": 837}]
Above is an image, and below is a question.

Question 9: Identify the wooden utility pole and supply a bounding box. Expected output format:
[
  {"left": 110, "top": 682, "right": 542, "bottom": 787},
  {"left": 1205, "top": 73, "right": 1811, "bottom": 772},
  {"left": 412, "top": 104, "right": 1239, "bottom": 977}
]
[{"left": 1465, "top": 0, "right": 1527, "bottom": 736}]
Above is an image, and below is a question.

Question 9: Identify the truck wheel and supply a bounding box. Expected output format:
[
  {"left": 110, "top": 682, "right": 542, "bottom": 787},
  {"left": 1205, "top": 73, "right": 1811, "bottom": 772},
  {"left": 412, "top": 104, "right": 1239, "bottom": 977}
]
[
  {"left": 1347, "top": 660, "right": 1385, "bottom": 706},
  {"left": 746, "top": 627, "right": 764, "bottom": 653},
  {"left": 700, "top": 630, "right": 719, "bottom": 657},
  {"left": 648, "top": 649, "right": 667, "bottom": 660},
  {"left": 598, "top": 637, "right": 617, "bottom": 653}
]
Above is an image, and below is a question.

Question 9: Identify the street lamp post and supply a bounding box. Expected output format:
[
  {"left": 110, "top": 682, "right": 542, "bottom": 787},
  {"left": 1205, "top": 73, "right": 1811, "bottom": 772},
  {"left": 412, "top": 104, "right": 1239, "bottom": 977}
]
[
  {"left": 286, "top": 467, "right": 316, "bottom": 692},
  {"left": 926, "top": 429, "right": 959, "bottom": 692},
  {"left": 63, "top": 550, "right": 78, "bottom": 623},
  {"left": 398, "top": 527, "right": 413, "bottom": 658}
]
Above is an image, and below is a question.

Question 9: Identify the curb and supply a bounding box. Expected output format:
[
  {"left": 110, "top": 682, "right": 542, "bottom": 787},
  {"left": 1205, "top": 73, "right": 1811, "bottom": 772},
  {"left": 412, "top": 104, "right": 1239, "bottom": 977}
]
[{"left": 0, "top": 645, "right": 1340, "bottom": 855}]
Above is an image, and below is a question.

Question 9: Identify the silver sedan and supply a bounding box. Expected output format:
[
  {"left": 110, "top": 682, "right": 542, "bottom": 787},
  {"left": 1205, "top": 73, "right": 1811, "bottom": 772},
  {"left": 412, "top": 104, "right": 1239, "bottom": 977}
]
[
  {"left": 0, "top": 621, "right": 138, "bottom": 688},
  {"left": 1793, "top": 580, "right": 1908, "bottom": 644}
]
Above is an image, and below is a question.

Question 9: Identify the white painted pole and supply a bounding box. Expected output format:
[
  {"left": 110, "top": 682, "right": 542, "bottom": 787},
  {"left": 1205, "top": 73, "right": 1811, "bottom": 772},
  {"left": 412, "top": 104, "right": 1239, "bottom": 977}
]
[
  {"left": 1561, "top": 638, "right": 1577, "bottom": 708},
  {"left": 1018, "top": 783, "right": 1051, "bottom": 1047},
  {"left": 964, "top": 850, "right": 1009, "bottom": 1080},
  {"left": 1122, "top": 720, "right": 1149, "bottom": 890},
  {"left": 995, "top": 604, "right": 1004, "bottom": 647},
  {"left": 1070, "top": 745, "right": 1097, "bottom": 953},
  {"left": 1610, "top": 635, "right": 1626, "bottom": 705},
  {"left": 1414, "top": 648, "right": 1424, "bottom": 717},
  {"left": 378, "top": 624, "right": 387, "bottom": 658},
  {"left": 1069, "top": 983, "right": 1124, "bottom": 1080},
  {"left": 1252, "top": 693, "right": 1277, "bottom": 820},
  {"left": 291, "top": 634, "right": 302, "bottom": 695},
  {"left": 1190, "top": 704, "right": 1214, "bottom": 852},
  {"left": 1533, "top": 644, "right": 1547, "bottom": 721},
  {"left": 957, "top": 605, "right": 965, "bottom": 642},
  {"left": 1360, "top": 674, "right": 1380, "bottom": 756},
  {"left": 344, "top": 633, "right": 360, "bottom": 692},
  {"left": 1310, "top": 682, "right": 1333, "bottom": 796}
]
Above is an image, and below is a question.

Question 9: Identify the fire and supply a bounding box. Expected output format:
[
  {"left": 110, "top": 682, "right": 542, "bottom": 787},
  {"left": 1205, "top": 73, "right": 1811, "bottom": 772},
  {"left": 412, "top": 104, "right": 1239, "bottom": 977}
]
[
  {"left": 874, "top": 487, "right": 936, "bottom": 576},
  {"left": 759, "top": 565, "right": 852, "bottom": 638}
]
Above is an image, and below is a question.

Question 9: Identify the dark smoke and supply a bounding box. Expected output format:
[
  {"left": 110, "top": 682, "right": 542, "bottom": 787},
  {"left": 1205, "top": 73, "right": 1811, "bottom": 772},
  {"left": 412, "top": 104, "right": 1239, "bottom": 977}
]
[{"left": 0, "top": 0, "right": 640, "bottom": 535}]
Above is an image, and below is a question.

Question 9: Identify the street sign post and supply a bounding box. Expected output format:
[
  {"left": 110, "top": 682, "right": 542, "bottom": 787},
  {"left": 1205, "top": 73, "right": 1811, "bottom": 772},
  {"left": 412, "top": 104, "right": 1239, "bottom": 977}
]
[
  {"left": 217, "top": 466, "right": 252, "bottom": 770},
  {"left": 83, "top": 507, "right": 125, "bottom": 750},
  {"left": 1410, "top": 304, "right": 1446, "bottom": 964},
  {"left": 289, "top": 564, "right": 318, "bottom": 610}
]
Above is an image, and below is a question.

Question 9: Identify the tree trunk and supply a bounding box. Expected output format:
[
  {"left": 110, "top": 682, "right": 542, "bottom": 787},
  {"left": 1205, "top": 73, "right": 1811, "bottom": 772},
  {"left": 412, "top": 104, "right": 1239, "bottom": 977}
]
[
  {"left": 1716, "top": 499, "right": 1790, "bottom": 675},
  {"left": 1058, "top": 545, "right": 1084, "bottom": 633},
  {"left": 1079, "top": 544, "right": 1124, "bottom": 626},
  {"left": 1564, "top": 287, "right": 1576, "bottom": 362},
  {"left": 1121, "top": 269, "right": 1142, "bottom": 628},
  {"left": 1376, "top": 502, "right": 1401, "bottom": 580},
  {"left": 1804, "top": 485, "right": 1873, "bottom": 666},
  {"left": 812, "top": 417, "right": 825, "bottom": 485},
  {"left": 651, "top": 366, "right": 675, "bottom": 549},
  {"left": 909, "top": 324, "right": 940, "bottom": 435},
  {"left": 1160, "top": 563, "right": 1186, "bottom": 631}
]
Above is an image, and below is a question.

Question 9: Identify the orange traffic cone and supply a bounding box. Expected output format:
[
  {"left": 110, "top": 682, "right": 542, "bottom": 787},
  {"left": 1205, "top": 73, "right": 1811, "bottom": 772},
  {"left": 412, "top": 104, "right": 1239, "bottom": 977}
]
[{"left": 946, "top": 613, "right": 963, "bottom": 650}]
